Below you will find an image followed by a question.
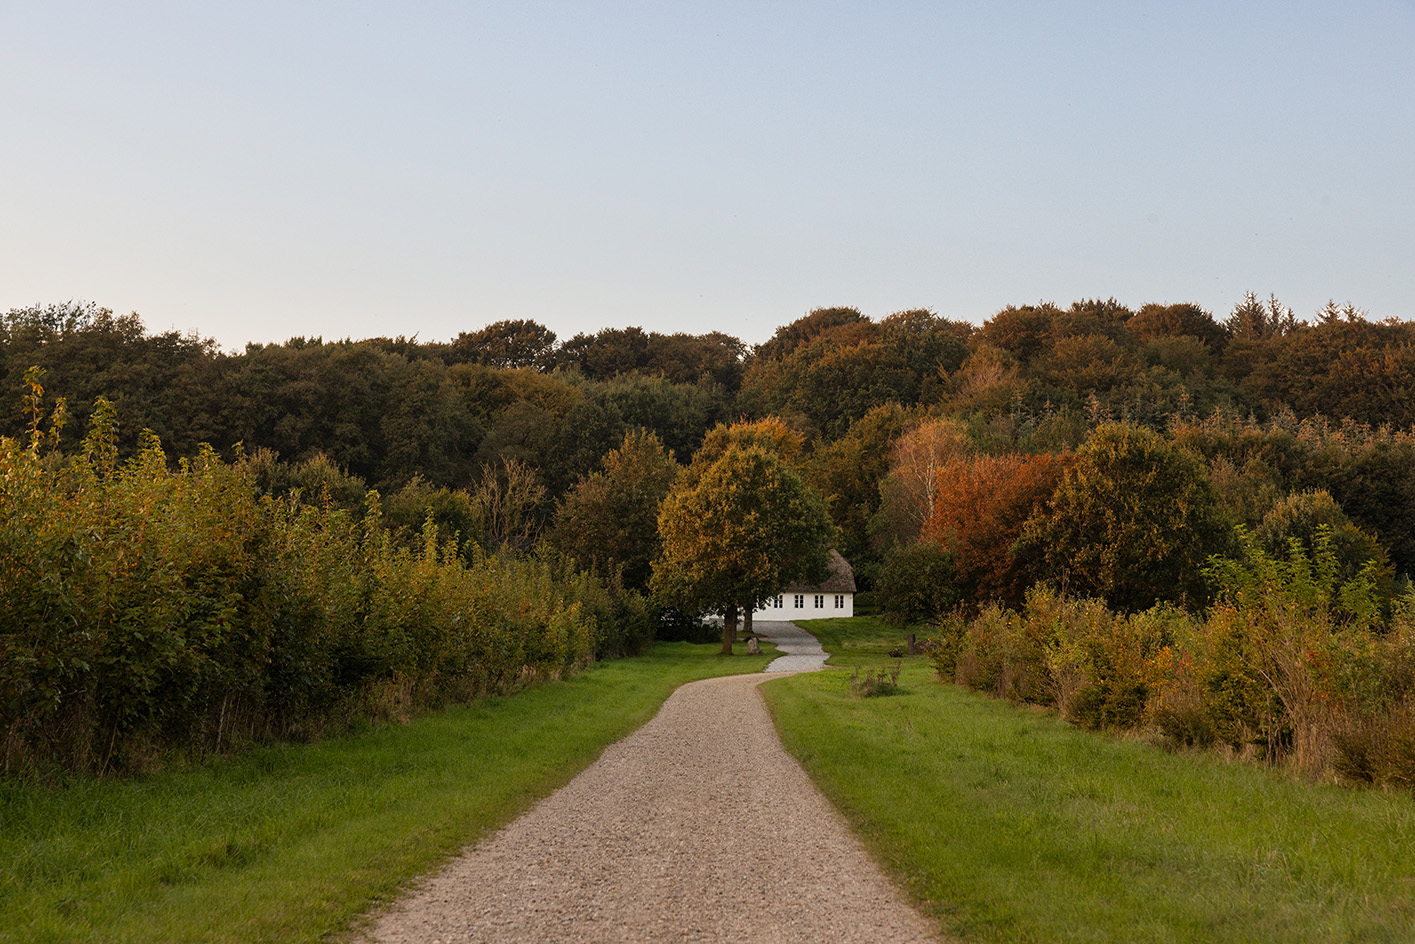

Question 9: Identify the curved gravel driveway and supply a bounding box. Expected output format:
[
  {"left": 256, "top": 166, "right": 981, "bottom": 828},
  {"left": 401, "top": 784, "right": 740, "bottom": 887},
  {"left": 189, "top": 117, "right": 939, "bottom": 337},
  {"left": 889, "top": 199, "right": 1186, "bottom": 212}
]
[
  {"left": 753, "top": 619, "right": 830, "bottom": 672},
  {"left": 361, "top": 625, "right": 940, "bottom": 943}
]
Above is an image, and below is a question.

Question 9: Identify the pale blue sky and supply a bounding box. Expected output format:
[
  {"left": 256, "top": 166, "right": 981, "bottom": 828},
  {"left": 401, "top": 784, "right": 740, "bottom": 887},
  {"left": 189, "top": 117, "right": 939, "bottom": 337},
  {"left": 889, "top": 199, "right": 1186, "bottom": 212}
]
[{"left": 3, "top": 2, "right": 1412, "bottom": 351}]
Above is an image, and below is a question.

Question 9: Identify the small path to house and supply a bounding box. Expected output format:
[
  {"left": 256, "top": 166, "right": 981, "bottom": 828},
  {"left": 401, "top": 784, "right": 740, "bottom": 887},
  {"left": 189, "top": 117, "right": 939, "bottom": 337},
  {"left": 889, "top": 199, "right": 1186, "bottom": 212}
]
[
  {"left": 359, "top": 645, "right": 941, "bottom": 943},
  {"left": 753, "top": 619, "right": 831, "bottom": 673}
]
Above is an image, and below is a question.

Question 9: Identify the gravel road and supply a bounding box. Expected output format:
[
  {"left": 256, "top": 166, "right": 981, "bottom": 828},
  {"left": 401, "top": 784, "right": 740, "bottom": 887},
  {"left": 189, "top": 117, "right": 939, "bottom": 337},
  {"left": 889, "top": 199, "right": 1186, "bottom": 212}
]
[
  {"left": 754, "top": 620, "right": 831, "bottom": 673},
  {"left": 360, "top": 652, "right": 941, "bottom": 943}
]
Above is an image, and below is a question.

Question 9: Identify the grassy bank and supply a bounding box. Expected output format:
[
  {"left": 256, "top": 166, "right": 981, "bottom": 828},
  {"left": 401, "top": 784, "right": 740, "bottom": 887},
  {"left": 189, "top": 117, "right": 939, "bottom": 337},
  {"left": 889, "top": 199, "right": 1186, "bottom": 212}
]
[
  {"left": 770, "top": 618, "right": 1415, "bottom": 942},
  {"left": 0, "top": 641, "right": 774, "bottom": 944}
]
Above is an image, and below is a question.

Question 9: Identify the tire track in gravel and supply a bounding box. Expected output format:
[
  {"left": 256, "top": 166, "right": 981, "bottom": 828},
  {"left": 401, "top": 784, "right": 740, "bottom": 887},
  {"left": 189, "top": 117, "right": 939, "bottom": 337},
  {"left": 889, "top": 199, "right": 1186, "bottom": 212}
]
[{"left": 360, "top": 668, "right": 942, "bottom": 943}]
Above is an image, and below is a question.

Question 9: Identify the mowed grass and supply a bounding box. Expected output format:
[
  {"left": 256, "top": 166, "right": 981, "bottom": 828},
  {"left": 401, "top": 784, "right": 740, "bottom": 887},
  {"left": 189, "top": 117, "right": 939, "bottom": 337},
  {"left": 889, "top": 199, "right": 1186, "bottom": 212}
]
[
  {"left": 0, "top": 640, "right": 775, "bottom": 944},
  {"left": 795, "top": 614, "right": 926, "bottom": 668},
  {"left": 767, "top": 619, "right": 1415, "bottom": 943}
]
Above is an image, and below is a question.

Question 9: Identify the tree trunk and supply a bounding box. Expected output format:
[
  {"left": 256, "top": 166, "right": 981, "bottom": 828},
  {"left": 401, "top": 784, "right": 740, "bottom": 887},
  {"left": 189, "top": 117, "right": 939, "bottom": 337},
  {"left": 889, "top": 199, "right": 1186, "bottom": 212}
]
[
  {"left": 743, "top": 607, "right": 754, "bottom": 637},
  {"left": 722, "top": 604, "right": 738, "bottom": 654}
]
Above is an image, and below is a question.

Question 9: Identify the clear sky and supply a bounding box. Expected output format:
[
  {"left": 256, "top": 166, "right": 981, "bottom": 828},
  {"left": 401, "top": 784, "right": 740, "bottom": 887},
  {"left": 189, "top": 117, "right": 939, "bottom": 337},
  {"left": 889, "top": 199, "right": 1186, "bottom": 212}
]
[{"left": 3, "top": 2, "right": 1412, "bottom": 352}]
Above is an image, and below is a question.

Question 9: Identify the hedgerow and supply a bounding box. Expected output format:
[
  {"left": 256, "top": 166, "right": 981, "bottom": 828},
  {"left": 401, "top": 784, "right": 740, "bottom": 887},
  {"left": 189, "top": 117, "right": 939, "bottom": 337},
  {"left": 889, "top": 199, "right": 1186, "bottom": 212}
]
[
  {"left": 0, "top": 373, "right": 653, "bottom": 775},
  {"left": 930, "top": 534, "right": 1415, "bottom": 787}
]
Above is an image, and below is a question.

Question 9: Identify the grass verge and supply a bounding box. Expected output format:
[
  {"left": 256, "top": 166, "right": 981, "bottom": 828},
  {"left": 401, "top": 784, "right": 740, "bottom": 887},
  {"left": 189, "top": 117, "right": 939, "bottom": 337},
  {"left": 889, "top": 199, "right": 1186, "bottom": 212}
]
[
  {"left": 766, "top": 618, "right": 1415, "bottom": 943},
  {"left": 1, "top": 641, "right": 775, "bottom": 944}
]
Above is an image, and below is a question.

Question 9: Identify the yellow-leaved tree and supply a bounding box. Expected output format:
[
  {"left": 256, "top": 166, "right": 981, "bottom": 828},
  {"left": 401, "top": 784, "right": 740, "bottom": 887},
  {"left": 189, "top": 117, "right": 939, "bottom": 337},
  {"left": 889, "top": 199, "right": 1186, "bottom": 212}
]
[{"left": 652, "top": 421, "right": 834, "bottom": 654}]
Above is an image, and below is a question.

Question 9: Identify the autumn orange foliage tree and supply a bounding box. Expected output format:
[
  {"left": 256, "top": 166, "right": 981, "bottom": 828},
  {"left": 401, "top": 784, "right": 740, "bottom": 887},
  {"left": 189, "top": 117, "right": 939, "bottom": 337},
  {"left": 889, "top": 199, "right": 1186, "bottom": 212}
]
[
  {"left": 872, "top": 417, "right": 968, "bottom": 548},
  {"left": 924, "top": 452, "right": 1070, "bottom": 608}
]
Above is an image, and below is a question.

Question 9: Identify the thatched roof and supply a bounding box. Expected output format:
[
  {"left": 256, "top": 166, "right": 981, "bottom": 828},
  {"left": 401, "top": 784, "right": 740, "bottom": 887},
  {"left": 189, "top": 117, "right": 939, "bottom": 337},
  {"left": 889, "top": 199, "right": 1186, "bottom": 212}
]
[{"left": 780, "top": 549, "right": 856, "bottom": 595}]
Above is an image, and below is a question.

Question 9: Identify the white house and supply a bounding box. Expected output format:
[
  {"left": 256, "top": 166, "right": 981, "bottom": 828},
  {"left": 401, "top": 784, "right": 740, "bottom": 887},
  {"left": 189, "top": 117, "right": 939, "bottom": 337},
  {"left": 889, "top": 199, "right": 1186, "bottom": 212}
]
[{"left": 752, "top": 549, "right": 856, "bottom": 621}]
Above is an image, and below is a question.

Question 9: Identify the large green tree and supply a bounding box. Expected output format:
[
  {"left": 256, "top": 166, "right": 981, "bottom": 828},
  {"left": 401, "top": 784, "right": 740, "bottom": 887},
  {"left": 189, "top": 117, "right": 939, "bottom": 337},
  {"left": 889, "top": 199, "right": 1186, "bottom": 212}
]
[
  {"left": 1017, "top": 422, "right": 1231, "bottom": 611},
  {"left": 1, "top": 303, "right": 226, "bottom": 458},
  {"left": 1128, "top": 302, "right": 1226, "bottom": 353},
  {"left": 450, "top": 319, "right": 558, "bottom": 369},
  {"left": 808, "top": 402, "right": 917, "bottom": 576},
  {"left": 550, "top": 429, "right": 679, "bottom": 590},
  {"left": 652, "top": 441, "right": 834, "bottom": 653},
  {"left": 738, "top": 310, "right": 965, "bottom": 440}
]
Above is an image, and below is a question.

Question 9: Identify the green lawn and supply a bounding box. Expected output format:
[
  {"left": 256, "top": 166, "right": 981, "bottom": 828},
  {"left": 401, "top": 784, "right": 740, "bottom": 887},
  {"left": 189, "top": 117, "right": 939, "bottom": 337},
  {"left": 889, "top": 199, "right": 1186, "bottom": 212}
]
[
  {"left": 794, "top": 614, "right": 927, "bottom": 668},
  {"left": 766, "top": 618, "right": 1415, "bottom": 943},
  {"left": 0, "top": 641, "right": 775, "bottom": 944}
]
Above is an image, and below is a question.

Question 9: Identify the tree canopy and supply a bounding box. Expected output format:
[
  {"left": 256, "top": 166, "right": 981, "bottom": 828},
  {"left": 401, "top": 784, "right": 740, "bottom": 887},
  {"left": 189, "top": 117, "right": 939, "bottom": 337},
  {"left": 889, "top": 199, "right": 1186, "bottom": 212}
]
[
  {"left": 6, "top": 293, "right": 1415, "bottom": 623},
  {"left": 651, "top": 440, "right": 834, "bottom": 652},
  {"left": 550, "top": 429, "right": 679, "bottom": 591},
  {"left": 1017, "top": 422, "right": 1232, "bottom": 611}
]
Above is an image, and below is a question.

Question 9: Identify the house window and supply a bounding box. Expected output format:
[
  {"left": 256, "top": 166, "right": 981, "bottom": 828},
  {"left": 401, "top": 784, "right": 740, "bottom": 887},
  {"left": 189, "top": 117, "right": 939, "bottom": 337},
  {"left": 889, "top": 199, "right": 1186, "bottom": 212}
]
[
  {"left": 814, "top": 594, "right": 824, "bottom": 608},
  {"left": 835, "top": 594, "right": 845, "bottom": 608},
  {"left": 776, "top": 595, "right": 784, "bottom": 608},
  {"left": 793, "top": 594, "right": 804, "bottom": 608}
]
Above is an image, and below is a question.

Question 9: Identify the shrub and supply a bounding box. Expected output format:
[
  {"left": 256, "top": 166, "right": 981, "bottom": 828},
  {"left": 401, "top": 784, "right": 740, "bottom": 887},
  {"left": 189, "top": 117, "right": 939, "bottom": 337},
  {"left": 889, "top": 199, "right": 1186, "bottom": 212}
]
[
  {"left": 849, "top": 663, "right": 902, "bottom": 698},
  {"left": 925, "top": 532, "right": 1415, "bottom": 786},
  {"left": 655, "top": 607, "right": 715, "bottom": 644},
  {"left": 1329, "top": 598, "right": 1415, "bottom": 786},
  {"left": 1253, "top": 489, "right": 1395, "bottom": 604},
  {"left": 1204, "top": 527, "right": 1388, "bottom": 772},
  {"left": 951, "top": 606, "right": 1010, "bottom": 695},
  {"left": 1150, "top": 647, "right": 1217, "bottom": 747},
  {"left": 932, "top": 587, "right": 1174, "bottom": 728},
  {"left": 926, "top": 612, "right": 970, "bottom": 682},
  {"left": 1332, "top": 702, "right": 1415, "bottom": 787}
]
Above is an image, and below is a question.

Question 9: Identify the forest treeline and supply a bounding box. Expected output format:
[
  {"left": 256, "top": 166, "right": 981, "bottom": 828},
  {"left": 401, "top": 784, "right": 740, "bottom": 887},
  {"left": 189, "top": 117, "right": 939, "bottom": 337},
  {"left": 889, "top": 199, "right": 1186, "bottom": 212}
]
[
  {"left": 5, "top": 293, "right": 1415, "bottom": 777},
  {"left": 4, "top": 294, "right": 1414, "bottom": 590}
]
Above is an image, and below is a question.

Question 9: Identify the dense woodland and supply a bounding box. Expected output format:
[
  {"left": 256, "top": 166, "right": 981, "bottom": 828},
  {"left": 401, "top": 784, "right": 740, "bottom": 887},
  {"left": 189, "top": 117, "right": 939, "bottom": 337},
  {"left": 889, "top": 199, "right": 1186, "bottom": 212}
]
[
  {"left": 4, "top": 294, "right": 1415, "bottom": 778},
  {"left": 5, "top": 295, "right": 1415, "bottom": 588}
]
